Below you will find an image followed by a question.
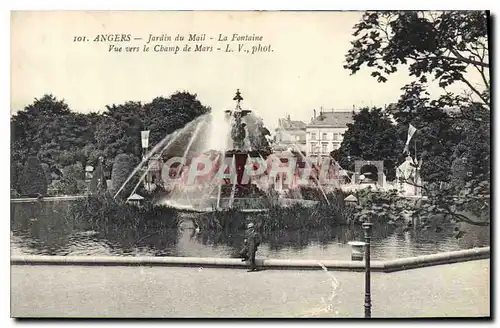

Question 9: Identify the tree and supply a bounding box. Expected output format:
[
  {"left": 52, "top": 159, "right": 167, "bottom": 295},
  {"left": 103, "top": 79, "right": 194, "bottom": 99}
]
[
  {"left": 94, "top": 101, "right": 144, "bottom": 174},
  {"left": 449, "top": 105, "right": 490, "bottom": 188},
  {"left": 331, "top": 107, "right": 403, "bottom": 180},
  {"left": 391, "top": 83, "right": 463, "bottom": 183},
  {"left": 141, "top": 92, "right": 211, "bottom": 157},
  {"left": 11, "top": 95, "right": 71, "bottom": 170},
  {"left": 19, "top": 156, "right": 48, "bottom": 196},
  {"left": 11, "top": 95, "right": 101, "bottom": 179},
  {"left": 111, "top": 153, "right": 140, "bottom": 198},
  {"left": 11, "top": 91, "right": 211, "bottom": 193},
  {"left": 345, "top": 11, "right": 490, "bottom": 228}
]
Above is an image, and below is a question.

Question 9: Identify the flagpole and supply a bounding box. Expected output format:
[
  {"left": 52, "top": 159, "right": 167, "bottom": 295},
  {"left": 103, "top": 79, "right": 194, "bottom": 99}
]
[
  {"left": 414, "top": 138, "right": 417, "bottom": 163},
  {"left": 414, "top": 138, "right": 417, "bottom": 195}
]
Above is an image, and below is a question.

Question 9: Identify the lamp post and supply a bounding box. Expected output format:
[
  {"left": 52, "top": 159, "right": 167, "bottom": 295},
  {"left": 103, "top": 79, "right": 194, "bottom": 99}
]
[
  {"left": 345, "top": 193, "right": 373, "bottom": 318},
  {"left": 362, "top": 221, "right": 373, "bottom": 318},
  {"left": 345, "top": 195, "right": 364, "bottom": 260}
]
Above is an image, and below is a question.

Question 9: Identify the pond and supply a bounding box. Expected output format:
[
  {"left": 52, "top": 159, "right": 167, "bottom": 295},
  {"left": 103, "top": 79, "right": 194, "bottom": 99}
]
[{"left": 10, "top": 201, "right": 490, "bottom": 261}]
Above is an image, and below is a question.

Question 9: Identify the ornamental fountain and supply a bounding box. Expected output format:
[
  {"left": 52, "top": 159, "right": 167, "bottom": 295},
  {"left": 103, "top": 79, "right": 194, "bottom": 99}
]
[
  {"left": 116, "top": 89, "right": 343, "bottom": 212},
  {"left": 162, "top": 89, "right": 272, "bottom": 211}
]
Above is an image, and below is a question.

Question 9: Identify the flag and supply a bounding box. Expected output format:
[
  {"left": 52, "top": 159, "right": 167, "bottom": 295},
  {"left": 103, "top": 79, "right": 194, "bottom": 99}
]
[
  {"left": 141, "top": 130, "right": 150, "bottom": 149},
  {"left": 403, "top": 124, "right": 417, "bottom": 154}
]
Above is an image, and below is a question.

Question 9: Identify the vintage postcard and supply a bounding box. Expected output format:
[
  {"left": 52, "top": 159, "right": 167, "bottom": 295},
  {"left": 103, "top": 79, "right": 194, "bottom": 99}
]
[{"left": 10, "top": 10, "right": 490, "bottom": 318}]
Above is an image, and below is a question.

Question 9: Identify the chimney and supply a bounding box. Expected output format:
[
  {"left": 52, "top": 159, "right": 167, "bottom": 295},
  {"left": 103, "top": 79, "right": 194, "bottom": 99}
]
[
  {"left": 287, "top": 114, "right": 291, "bottom": 121},
  {"left": 313, "top": 109, "right": 316, "bottom": 119}
]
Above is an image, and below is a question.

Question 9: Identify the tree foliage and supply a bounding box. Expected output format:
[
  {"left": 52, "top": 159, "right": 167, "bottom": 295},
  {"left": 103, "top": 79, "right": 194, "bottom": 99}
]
[
  {"left": 11, "top": 91, "right": 211, "bottom": 196},
  {"left": 142, "top": 92, "right": 211, "bottom": 147},
  {"left": 345, "top": 11, "right": 489, "bottom": 107},
  {"left": 94, "top": 101, "right": 144, "bottom": 172},
  {"left": 345, "top": 11, "right": 490, "bottom": 228},
  {"left": 331, "top": 107, "right": 403, "bottom": 180},
  {"left": 351, "top": 188, "right": 408, "bottom": 224}
]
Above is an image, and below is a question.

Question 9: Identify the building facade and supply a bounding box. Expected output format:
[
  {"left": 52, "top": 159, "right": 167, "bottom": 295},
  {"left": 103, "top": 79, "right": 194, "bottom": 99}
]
[
  {"left": 306, "top": 109, "right": 354, "bottom": 158},
  {"left": 273, "top": 115, "right": 307, "bottom": 153}
]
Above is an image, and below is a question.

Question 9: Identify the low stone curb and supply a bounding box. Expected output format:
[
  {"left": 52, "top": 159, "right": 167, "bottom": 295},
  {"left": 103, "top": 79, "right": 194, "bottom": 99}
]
[
  {"left": 382, "top": 246, "right": 490, "bottom": 272},
  {"left": 10, "top": 247, "right": 489, "bottom": 272}
]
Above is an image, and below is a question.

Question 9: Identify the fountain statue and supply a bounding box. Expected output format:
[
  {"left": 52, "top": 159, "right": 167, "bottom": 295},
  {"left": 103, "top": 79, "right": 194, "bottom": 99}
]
[{"left": 226, "top": 89, "right": 251, "bottom": 150}]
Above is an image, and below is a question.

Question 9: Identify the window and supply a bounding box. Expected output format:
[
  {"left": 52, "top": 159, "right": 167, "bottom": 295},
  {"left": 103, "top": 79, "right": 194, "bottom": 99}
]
[
  {"left": 311, "top": 142, "right": 317, "bottom": 154},
  {"left": 295, "top": 135, "right": 300, "bottom": 141},
  {"left": 333, "top": 133, "right": 339, "bottom": 141},
  {"left": 321, "top": 144, "right": 327, "bottom": 154},
  {"left": 311, "top": 133, "right": 317, "bottom": 140},
  {"left": 322, "top": 133, "right": 328, "bottom": 140}
]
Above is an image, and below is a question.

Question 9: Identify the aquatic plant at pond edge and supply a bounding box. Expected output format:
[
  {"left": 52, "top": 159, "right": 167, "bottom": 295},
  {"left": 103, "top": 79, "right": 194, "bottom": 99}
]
[
  {"left": 67, "top": 194, "right": 179, "bottom": 230},
  {"left": 195, "top": 189, "right": 355, "bottom": 233}
]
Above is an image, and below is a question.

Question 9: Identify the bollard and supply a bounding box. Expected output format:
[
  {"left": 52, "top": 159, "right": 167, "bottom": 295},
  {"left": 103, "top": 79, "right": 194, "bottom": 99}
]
[{"left": 347, "top": 241, "right": 365, "bottom": 261}]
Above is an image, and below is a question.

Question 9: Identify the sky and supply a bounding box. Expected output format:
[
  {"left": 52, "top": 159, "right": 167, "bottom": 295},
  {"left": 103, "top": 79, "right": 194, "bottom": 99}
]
[{"left": 10, "top": 11, "right": 483, "bottom": 130}]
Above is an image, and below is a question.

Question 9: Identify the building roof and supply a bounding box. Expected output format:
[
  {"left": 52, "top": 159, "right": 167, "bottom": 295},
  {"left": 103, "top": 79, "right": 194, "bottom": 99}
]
[
  {"left": 277, "top": 118, "right": 307, "bottom": 130},
  {"left": 307, "top": 110, "right": 354, "bottom": 128}
]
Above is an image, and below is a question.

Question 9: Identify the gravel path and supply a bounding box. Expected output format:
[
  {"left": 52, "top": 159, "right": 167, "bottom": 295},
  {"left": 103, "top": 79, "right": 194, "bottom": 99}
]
[{"left": 10, "top": 259, "right": 490, "bottom": 318}]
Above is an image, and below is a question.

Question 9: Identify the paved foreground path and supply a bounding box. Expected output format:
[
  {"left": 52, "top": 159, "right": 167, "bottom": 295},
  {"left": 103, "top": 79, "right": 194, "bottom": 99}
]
[{"left": 11, "top": 260, "right": 489, "bottom": 318}]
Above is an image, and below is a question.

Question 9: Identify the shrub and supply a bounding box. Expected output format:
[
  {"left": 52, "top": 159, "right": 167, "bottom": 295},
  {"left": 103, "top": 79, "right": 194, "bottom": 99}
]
[
  {"left": 19, "top": 156, "right": 48, "bottom": 197},
  {"left": 59, "top": 162, "right": 85, "bottom": 195},
  {"left": 48, "top": 180, "right": 63, "bottom": 196}
]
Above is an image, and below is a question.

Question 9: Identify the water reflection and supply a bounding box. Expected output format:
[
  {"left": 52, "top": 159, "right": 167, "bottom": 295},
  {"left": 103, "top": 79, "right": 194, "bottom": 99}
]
[{"left": 10, "top": 201, "right": 490, "bottom": 260}]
